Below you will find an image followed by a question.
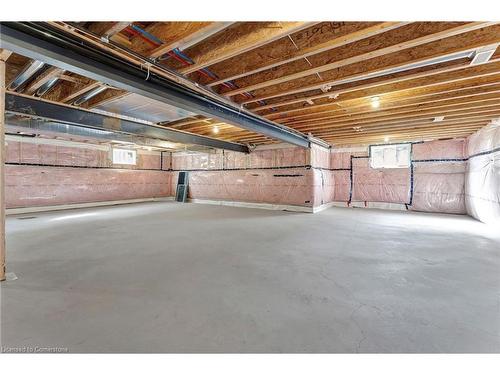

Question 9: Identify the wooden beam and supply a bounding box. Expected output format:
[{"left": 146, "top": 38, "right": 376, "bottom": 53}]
[
  {"left": 0, "top": 57, "right": 5, "bottom": 281},
  {"left": 272, "top": 80, "right": 500, "bottom": 122},
  {"left": 92, "top": 23, "right": 234, "bottom": 107},
  {"left": 86, "top": 22, "right": 132, "bottom": 48},
  {"left": 219, "top": 107, "right": 500, "bottom": 140},
  {"left": 310, "top": 116, "right": 498, "bottom": 137},
  {"left": 231, "top": 123, "right": 487, "bottom": 144},
  {"left": 60, "top": 82, "right": 101, "bottom": 103},
  {"left": 85, "top": 88, "right": 129, "bottom": 108},
  {"left": 326, "top": 132, "right": 483, "bottom": 145},
  {"left": 282, "top": 89, "right": 500, "bottom": 126},
  {"left": 254, "top": 59, "right": 500, "bottom": 113},
  {"left": 23, "top": 66, "right": 64, "bottom": 95},
  {"left": 291, "top": 102, "right": 500, "bottom": 131},
  {"left": 178, "top": 22, "right": 317, "bottom": 74},
  {"left": 0, "top": 49, "right": 12, "bottom": 62},
  {"left": 324, "top": 124, "right": 487, "bottom": 142},
  {"left": 148, "top": 22, "right": 234, "bottom": 59},
  {"left": 102, "top": 22, "right": 130, "bottom": 38},
  {"left": 57, "top": 74, "right": 88, "bottom": 85},
  {"left": 164, "top": 116, "right": 211, "bottom": 129},
  {"left": 88, "top": 22, "right": 130, "bottom": 37},
  {"left": 227, "top": 22, "right": 499, "bottom": 100},
  {"left": 252, "top": 59, "right": 477, "bottom": 110},
  {"left": 207, "top": 22, "right": 408, "bottom": 87}
]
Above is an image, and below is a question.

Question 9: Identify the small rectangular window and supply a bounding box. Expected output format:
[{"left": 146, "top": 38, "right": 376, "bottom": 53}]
[
  {"left": 370, "top": 144, "right": 410, "bottom": 169},
  {"left": 112, "top": 148, "right": 137, "bottom": 165}
]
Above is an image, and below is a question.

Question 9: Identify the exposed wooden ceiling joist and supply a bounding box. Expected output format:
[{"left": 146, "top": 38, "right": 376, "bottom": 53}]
[
  {"left": 278, "top": 91, "right": 500, "bottom": 128},
  {"left": 269, "top": 79, "right": 500, "bottom": 122},
  {"left": 206, "top": 22, "right": 408, "bottom": 87},
  {"left": 0, "top": 48, "right": 12, "bottom": 61},
  {"left": 23, "top": 66, "right": 64, "bottom": 95},
  {"left": 256, "top": 59, "right": 500, "bottom": 115},
  {"left": 234, "top": 22, "right": 499, "bottom": 103},
  {"left": 148, "top": 22, "right": 234, "bottom": 59},
  {"left": 178, "top": 22, "right": 318, "bottom": 74},
  {"left": 6, "top": 21, "right": 499, "bottom": 147}
]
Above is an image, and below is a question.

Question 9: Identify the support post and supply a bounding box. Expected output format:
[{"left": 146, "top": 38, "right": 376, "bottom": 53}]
[{"left": 0, "top": 55, "right": 6, "bottom": 281}]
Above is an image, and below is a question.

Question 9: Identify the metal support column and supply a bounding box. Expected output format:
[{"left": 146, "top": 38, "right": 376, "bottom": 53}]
[{"left": 0, "top": 56, "right": 6, "bottom": 281}]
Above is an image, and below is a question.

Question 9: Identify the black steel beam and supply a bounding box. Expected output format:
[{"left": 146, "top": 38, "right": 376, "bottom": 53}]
[
  {"left": 5, "top": 93, "right": 250, "bottom": 153},
  {"left": 0, "top": 22, "right": 312, "bottom": 148}
]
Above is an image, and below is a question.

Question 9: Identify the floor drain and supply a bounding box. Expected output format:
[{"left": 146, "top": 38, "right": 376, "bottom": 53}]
[{"left": 17, "top": 216, "right": 37, "bottom": 220}]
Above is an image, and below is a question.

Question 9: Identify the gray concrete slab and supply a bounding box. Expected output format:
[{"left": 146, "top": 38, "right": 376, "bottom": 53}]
[{"left": 1, "top": 202, "right": 499, "bottom": 353}]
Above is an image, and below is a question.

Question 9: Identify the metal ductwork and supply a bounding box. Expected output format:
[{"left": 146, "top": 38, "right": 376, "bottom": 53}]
[
  {"left": 8, "top": 59, "right": 45, "bottom": 91},
  {"left": 35, "top": 76, "right": 59, "bottom": 96},
  {"left": 73, "top": 85, "right": 108, "bottom": 105},
  {"left": 0, "top": 22, "right": 314, "bottom": 149},
  {"left": 5, "top": 93, "right": 250, "bottom": 153},
  {"left": 5, "top": 115, "right": 181, "bottom": 150}
]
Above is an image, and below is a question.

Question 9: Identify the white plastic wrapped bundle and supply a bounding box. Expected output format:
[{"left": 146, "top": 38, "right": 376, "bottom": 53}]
[
  {"left": 411, "top": 162, "right": 466, "bottom": 214},
  {"left": 465, "top": 152, "right": 500, "bottom": 223},
  {"left": 465, "top": 120, "right": 500, "bottom": 224}
]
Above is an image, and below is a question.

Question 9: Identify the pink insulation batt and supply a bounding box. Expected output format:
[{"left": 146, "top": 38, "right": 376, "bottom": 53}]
[
  {"left": 6, "top": 166, "right": 171, "bottom": 208},
  {"left": 186, "top": 169, "right": 315, "bottom": 207},
  {"left": 169, "top": 146, "right": 313, "bottom": 207},
  {"left": 351, "top": 157, "right": 410, "bottom": 204},
  {"left": 5, "top": 140, "right": 170, "bottom": 208}
]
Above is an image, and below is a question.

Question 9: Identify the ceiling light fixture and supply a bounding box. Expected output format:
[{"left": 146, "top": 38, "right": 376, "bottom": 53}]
[
  {"left": 470, "top": 44, "right": 498, "bottom": 65},
  {"left": 371, "top": 96, "right": 380, "bottom": 108},
  {"left": 384, "top": 136, "right": 390, "bottom": 143},
  {"left": 213, "top": 125, "right": 219, "bottom": 134},
  {"left": 433, "top": 116, "right": 445, "bottom": 122}
]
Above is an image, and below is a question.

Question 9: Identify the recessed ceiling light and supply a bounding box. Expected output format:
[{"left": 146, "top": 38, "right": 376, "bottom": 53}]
[
  {"left": 371, "top": 96, "right": 380, "bottom": 108},
  {"left": 384, "top": 136, "right": 390, "bottom": 143},
  {"left": 433, "top": 116, "right": 445, "bottom": 122},
  {"left": 213, "top": 126, "right": 219, "bottom": 134}
]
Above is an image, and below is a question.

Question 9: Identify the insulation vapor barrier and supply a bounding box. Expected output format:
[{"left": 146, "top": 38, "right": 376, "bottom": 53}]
[
  {"left": 465, "top": 121, "right": 500, "bottom": 224},
  {"left": 314, "top": 139, "right": 473, "bottom": 215},
  {"left": 169, "top": 146, "right": 314, "bottom": 207},
  {"left": 351, "top": 157, "right": 410, "bottom": 204},
  {"left": 5, "top": 139, "right": 170, "bottom": 208},
  {"left": 171, "top": 169, "right": 315, "bottom": 207},
  {"left": 6, "top": 166, "right": 171, "bottom": 208},
  {"left": 411, "top": 139, "right": 466, "bottom": 214}
]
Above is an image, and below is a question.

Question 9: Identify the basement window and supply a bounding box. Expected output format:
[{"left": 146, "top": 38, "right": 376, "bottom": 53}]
[
  {"left": 370, "top": 144, "right": 410, "bottom": 169},
  {"left": 112, "top": 148, "right": 137, "bottom": 165}
]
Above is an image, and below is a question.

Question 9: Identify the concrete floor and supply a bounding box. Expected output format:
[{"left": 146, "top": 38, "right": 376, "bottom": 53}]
[{"left": 1, "top": 202, "right": 499, "bottom": 353}]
